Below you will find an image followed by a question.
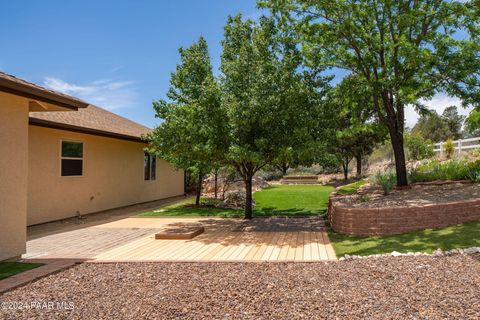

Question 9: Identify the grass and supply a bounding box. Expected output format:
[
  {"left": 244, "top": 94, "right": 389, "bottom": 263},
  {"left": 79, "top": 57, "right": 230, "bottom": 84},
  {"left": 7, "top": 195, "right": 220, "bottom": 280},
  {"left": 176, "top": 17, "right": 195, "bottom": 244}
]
[
  {"left": 140, "top": 197, "right": 242, "bottom": 218},
  {"left": 139, "top": 185, "right": 334, "bottom": 217},
  {"left": 0, "top": 262, "right": 43, "bottom": 280},
  {"left": 254, "top": 185, "right": 333, "bottom": 216},
  {"left": 336, "top": 180, "right": 368, "bottom": 195},
  {"left": 328, "top": 220, "right": 480, "bottom": 257},
  {"left": 139, "top": 183, "right": 480, "bottom": 257}
]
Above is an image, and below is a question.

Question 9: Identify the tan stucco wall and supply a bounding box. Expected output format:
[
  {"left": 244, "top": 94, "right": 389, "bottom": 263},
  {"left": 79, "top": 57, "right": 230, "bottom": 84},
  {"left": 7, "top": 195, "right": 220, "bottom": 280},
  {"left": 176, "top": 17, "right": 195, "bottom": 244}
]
[
  {"left": 27, "top": 126, "right": 184, "bottom": 225},
  {"left": 0, "top": 93, "right": 29, "bottom": 260}
]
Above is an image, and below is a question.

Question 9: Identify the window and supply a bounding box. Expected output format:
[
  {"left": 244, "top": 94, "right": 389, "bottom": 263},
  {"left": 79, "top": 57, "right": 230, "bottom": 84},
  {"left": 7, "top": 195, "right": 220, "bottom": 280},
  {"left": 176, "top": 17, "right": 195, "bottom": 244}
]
[
  {"left": 61, "top": 141, "right": 83, "bottom": 176},
  {"left": 144, "top": 152, "right": 156, "bottom": 180}
]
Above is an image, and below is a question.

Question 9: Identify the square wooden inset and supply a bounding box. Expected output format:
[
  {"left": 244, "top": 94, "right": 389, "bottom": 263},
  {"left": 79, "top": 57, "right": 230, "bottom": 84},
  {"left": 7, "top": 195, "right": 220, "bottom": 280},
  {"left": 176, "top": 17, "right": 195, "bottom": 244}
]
[{"left": 155, "top": 226, "right": 204, "bottom": 240}]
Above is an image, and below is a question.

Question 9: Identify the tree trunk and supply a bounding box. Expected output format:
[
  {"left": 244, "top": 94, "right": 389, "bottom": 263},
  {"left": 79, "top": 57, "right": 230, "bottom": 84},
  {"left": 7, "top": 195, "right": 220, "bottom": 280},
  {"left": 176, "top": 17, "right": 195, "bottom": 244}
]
[
  {"left": 214, "top": 171, "right": 218, "bottom": 199},
  {"left": 195, "top": 171, "right": 203, "bottom": 206},
  {"left": 390, "top": 132, "right": 408, "bottom": 186},
  {"left": 356, "top": 154, "right": 362, "bottom": 177},
  {"left": 342, "top": 157, "right": 349, "bottom": 181},
  {"left": 244, "top": 175, "right": 253, "bottom": 220},
  {"left": 276, "top": 163, "right": 289, "bottom": 176}
]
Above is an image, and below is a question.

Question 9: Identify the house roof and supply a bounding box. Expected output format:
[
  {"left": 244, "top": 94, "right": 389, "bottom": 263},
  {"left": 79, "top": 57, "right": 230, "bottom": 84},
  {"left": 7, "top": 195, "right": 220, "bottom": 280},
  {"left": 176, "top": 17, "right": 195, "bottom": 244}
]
[
  {"left": 29, "top": 105, "right": 152, "bottom": 142},
  {"left": 0, "top": 71, "right": 90, "bottom": 110}
]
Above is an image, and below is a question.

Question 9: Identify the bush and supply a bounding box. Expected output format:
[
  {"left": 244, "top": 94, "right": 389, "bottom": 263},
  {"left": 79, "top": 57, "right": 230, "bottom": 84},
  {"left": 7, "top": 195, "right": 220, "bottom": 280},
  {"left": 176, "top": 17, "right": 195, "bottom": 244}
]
[
  {"left": 373, "top": 171, "right": 396, "bottom": 195},
  {"left": 405, "top": 132, "right": 435, "bottom": 160},
  {"left": 257, "top": 169, "right": 284, "bottom": 182},
  {"left": 408, "top": 159, "right": 474, "bottom": 183},
  {"left": 443, "top": 139, "right": 455, "bottom": 159}
]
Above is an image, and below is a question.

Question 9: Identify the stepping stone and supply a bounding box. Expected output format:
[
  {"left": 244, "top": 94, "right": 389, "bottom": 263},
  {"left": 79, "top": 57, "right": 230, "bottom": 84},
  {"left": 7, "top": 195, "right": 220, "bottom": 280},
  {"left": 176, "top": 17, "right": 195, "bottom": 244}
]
[{"left": 155, "top": 225, "right": 204, "bottom": 240}]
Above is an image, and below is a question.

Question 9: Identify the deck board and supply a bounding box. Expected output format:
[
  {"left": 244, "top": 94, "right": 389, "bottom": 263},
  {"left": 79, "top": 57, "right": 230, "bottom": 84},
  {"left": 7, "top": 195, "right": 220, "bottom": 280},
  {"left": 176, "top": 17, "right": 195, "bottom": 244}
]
[{"left": 26, "top": 217, "right": 336, "bottom": 262}]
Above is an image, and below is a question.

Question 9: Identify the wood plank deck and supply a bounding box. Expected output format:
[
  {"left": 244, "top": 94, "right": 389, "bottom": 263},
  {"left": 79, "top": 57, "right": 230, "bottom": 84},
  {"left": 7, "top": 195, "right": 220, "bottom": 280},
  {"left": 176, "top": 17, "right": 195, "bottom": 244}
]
[{"left": 26, "top": 217, "right": 337, "bottom": 262}]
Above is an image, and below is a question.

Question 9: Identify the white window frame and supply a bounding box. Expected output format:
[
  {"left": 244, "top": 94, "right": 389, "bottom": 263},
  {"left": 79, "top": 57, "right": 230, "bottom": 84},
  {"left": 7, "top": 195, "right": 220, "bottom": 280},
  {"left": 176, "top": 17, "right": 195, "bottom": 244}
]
[{"left": 60, "top": 139, "right": 84, "bottom": 177}]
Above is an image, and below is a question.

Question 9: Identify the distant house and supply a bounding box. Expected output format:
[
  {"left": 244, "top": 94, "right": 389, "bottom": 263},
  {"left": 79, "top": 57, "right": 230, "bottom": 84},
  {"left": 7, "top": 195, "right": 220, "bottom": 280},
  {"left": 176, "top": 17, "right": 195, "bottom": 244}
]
[{"left": 0, "top": 72, "right": 184, "bottom": 261}]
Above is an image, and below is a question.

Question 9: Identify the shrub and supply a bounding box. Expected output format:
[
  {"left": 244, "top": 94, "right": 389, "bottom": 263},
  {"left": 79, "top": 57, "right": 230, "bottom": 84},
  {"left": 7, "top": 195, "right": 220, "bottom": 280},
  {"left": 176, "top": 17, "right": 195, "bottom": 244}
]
[
  {"left": 408, "top": 159, "right": 473, "bottom": 183},
  {"left": 257, "top": 169, "right": 284, "bottom": 181},
  {"left": 467, "top": 160, "right": 480, "bottom": 182},
  {"left": 404, "top": 132, "right": 435, "bottom": 160},
  {"left": 373, "top": 171, "right": 396, "bottom": 195},
  {"left": 443, "top": 139, "right": 455, "bottom": 159}
]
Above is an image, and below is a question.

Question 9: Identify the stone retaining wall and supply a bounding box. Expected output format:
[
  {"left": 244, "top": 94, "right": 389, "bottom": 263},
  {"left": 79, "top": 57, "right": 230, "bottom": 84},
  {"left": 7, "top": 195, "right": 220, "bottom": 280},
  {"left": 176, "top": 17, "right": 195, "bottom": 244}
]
[{"left": 328, "top": 197, "right": 480, "bottom": 236}]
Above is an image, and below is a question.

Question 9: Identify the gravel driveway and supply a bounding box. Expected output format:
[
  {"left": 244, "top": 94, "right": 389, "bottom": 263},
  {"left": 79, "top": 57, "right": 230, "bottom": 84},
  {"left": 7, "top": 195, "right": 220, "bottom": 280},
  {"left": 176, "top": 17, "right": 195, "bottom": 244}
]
[{"left": 1, "top": 255, "right": 479, "bottom": 319}]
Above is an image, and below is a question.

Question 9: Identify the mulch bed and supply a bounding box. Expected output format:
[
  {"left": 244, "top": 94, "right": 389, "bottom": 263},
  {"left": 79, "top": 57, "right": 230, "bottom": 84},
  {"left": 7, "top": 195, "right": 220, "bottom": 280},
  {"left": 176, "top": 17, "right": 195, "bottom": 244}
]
[
  {"left": 1, "top": 255, "right": 479, "bottom": 319},
  {"left": 336, "top": 182, "right": 480, "bottom": 208}
]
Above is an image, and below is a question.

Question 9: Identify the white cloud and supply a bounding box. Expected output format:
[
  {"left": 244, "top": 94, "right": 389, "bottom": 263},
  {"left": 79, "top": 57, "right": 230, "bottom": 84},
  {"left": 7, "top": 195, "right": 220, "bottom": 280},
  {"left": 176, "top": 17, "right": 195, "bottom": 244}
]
[
  {"left": 43, "top": 77, "right": 136, "bottom": 110},
  {"left": 405, "top": 93, "right": 472, "bottom": 128}
]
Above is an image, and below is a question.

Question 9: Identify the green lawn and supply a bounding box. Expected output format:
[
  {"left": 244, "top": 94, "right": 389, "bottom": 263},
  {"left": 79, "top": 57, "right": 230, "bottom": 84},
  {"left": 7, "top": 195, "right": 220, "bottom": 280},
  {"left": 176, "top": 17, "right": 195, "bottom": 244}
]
[
  {"left": 336, "top": 179, "right": 368, "bottom": 195},
  {"left": 0, "top": 262, "right": 43, "bottom": 280},
  {"left": 328, "top": 220, "right": 480, "bottom": 257},
  {"left": 139, "top": 183, "right": 480, "bottom": 257},
  {"left": 254, "top": 185, "right": 333, "bottom": 216},
  {"left": 139, "top": 185, "right": 334, "bottom": 217}
]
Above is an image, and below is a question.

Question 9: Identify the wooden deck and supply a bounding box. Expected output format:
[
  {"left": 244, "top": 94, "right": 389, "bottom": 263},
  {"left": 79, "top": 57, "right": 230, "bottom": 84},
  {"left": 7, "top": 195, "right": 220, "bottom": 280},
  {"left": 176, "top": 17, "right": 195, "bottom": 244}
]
[{"left": 26, "top": 217, "right": 336, "bottom": 262}]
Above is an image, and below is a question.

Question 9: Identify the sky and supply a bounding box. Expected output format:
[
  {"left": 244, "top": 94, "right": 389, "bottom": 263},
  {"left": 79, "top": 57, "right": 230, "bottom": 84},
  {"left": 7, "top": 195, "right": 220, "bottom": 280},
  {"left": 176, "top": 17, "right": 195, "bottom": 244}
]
[{"left": 0, "top": 0, "right": 471, "bottom": 128}]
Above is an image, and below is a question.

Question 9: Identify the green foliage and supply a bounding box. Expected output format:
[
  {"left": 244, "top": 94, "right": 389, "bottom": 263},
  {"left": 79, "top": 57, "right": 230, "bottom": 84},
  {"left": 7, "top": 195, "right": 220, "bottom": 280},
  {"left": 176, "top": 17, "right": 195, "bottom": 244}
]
[
  {"left": 260, "top": 0, "right": 480, "bottom": 186},
  {"left": 329, "top": 75, "right": 387, "bottom": 180},
  {"left": 412, "top": 111, "right": 453, "bottom": 143},
  {"left": 465, "top": 109, "right": 480, "bottom": 135},
  {"left": 148, "top": 37, "right": 226, "bottom": 176},
  {"left": 404, "top": 132, "right": 435, "bottom": 161},
  {"left": 373, "top": 171, "right": 396, "bottom": 195},
  {"left": 408, "top": 159, "right": 479, "bottom": 183},
  {"left": 220, "top": 14, "right": 331, "bottom": 218},
  {"left": 337, "top": 180, "right": 368, "bottom": 195},
  {"left": 140, "top": 185, "right": 334, "bottom": 217},
  {"left": 359, "top": 194, "right": 370, "bottom": 203},
  {"left": 442, "top": 106, "right": 465, "bottom": 140},
  {"left": 444, "top": 139, "right": 455, "bottom": 159}
]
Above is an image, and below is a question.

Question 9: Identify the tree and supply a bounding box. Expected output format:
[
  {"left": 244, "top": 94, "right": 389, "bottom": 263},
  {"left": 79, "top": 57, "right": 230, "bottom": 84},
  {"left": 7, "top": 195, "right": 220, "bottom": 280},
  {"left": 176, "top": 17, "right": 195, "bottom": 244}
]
[
  {"left": 412, "top": 111, "right": 452, "bottom": 142},
  {"left": 465, "top": 109, "right": 480, "bottom": 136},
  {"left": 260, "top": 0, "right": 480, "bottom": 186},
  {"left": 329, "top": 76, "right": 385, "bottom": 179},
  {"left": 442, "top": 106, "right": 465, "bottom": 140},
  {"left": 404, "top": 132, "right": 435, "bottom": 160},
  {"left": 148, "top": 37, "right": 227, "bottom": 206},
  {"left": 220, "top": 15, "right": 330, "bottom": 218}
]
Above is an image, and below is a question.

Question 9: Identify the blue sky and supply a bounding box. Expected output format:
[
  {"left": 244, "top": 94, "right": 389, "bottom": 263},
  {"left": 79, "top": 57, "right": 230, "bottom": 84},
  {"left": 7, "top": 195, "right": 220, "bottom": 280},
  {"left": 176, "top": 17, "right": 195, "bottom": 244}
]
[
  {"left": 0, "top": 0, "right": 469, "bottom": 128},
  {"left": 0, "top": 0, "right": 262, "bottom": 127}
]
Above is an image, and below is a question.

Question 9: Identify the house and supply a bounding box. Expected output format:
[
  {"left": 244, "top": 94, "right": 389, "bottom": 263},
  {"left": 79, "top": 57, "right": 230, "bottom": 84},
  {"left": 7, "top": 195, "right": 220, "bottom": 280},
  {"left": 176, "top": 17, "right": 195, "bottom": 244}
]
[{"left": 0, "top": 72, "right": 184, "bottom": 261}]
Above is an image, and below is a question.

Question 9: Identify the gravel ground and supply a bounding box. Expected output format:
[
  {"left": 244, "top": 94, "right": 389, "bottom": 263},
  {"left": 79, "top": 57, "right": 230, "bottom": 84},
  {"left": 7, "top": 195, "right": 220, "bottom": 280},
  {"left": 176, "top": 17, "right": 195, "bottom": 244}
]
[
  {"left": 337, "top": 183, "right": 480, "bottom": 207},
  {"left": 1, "top": 255, "right": 479, "bottom": 319}
]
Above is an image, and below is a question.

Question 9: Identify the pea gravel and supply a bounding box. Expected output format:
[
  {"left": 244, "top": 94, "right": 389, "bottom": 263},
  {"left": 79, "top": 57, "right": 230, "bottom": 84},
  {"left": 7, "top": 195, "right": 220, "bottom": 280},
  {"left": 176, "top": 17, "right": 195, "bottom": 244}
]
[{"left": 1, "top": 255, "right": 479, "bottom": 319}]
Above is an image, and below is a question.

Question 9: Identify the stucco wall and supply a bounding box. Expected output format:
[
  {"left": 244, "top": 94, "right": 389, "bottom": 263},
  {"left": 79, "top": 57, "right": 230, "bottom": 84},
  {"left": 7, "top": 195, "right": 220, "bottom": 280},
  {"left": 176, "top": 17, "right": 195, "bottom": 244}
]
[
  {"left": 0, "top": 93, "right": 29, "bottom": 260},
  {"left": 27, "top": 125, "right": 184, "bottom": 225}
]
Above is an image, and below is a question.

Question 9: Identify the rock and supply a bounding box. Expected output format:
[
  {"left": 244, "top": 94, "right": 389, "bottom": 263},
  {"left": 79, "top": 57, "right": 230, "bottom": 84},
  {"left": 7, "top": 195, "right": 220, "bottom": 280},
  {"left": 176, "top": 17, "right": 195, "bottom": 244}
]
[
  {"left": 391, "top": 251, "right": 402, "bottom": 257},
  {"left": 433, "top": 249, "right": 444, "bottom": 257},
  {"left": 218, "top": 190, "right": 252, "bottom": 209}
]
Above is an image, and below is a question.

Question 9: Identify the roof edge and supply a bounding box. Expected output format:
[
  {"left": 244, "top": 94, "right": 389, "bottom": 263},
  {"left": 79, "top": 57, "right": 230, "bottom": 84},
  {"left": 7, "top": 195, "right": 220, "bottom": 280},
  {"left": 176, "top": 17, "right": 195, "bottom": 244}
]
[
  {"left": 0, "top": 77, "right": 90, "bottom": 110},
  {"left": 29, "top": 117, "right": 149, "bottom": 143}
]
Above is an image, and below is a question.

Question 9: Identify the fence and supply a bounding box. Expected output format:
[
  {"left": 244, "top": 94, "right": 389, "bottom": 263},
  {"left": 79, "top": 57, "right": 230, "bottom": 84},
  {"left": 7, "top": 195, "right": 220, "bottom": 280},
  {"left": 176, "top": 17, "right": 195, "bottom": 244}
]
[{"left": 433, "top": 137, "right": 480, "bottom": 156}]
